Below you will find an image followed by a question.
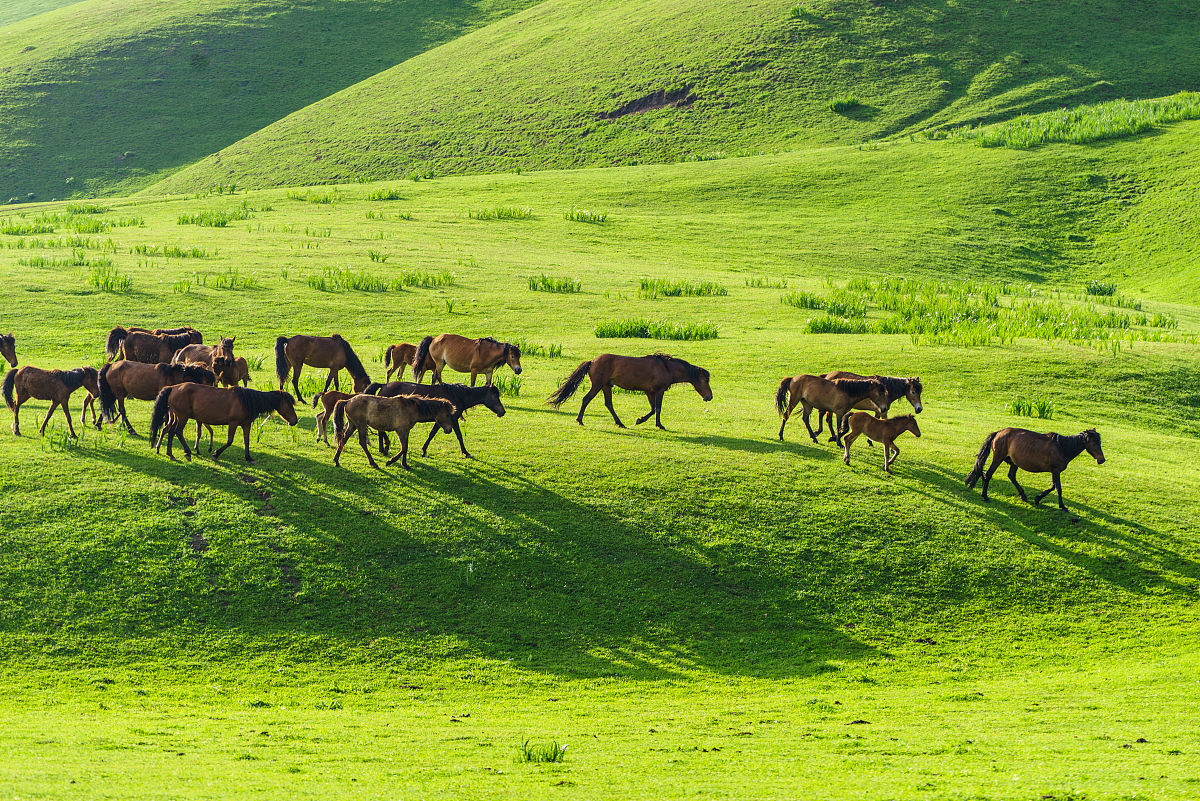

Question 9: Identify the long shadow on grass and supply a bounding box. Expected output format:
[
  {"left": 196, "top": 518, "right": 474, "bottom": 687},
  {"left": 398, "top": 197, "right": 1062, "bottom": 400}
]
[
  {"left": 56, "top": 437, "right": 874, "bottom": 679},
  {"left": 904, "top": 461, "right": 1200, "bottom": 598}
]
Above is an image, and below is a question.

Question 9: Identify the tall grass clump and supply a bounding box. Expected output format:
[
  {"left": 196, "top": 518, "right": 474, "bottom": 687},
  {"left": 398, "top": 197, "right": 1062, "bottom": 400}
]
[
  {"left": 745, "top": 276, "right": 788, "bottom": 289},
  {"left": 517, "top": 740, "right": 565, "bottom": 764},
  {"left": 492, "top": 375, "right": 522, "bottom": 397},
  {"left": 88, "top": 264, "right": 132, "bottom": 292},
  {"left": 782, "top": 290, "right": 866, "bottom": 317},
  {"left": 212, "top": 268, "right": 259, "bottom": 290},
  {"left": 512, "top": 339, "right": 564, "bottom": 358},
  {"left": 395, "top": 270, "right": 454, "bottom": 288},
  {"left": 367, "top": 250, "right": 390, "bottom": 263},
  {"left": 287, "top": 188, "right": 343, "bottom": 204},
  {"left": 366, "top": 188, "right": 404, "bottom": 201},
  {"left": 1, "top": 218, "right": 56, "bottom": 235},
  {"left": 177, "top": 205, "right": 253, "bottom": 227},
  {"left": 805, "top": 316, "right": 869, "bottom": 334},
  {"left": 564, "top": 206, "right": 608, "bottom": 223},
  {"left": 528, "top": 274, "right": 581, "bottom": 293},
  {"left": 1006, "top": 396, "right": 1055, "bottom": 419},
  {"left": 638, "top": 278, "right": 727, "bottom": 298},
  {"left": 65, "top": 203, "right": 108, "bottom": 215},
  {"left": 469, "top": 206, "right": 533, "bottom": 220},
  {"left": 829, "top": 95, "right": 861, "bottom": 113},
  {"left": 133, "top": 244, "right": 211, "bottom": 258},
  {"left": 1086, "top": 280, "right": 1117, "bottom": 296},
  {"left": 594, "top": 318, "right": 718, "bottom": 340}
]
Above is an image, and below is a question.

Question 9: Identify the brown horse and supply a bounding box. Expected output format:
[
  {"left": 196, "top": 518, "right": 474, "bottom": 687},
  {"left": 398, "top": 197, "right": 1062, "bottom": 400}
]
[
  {"left": 171, "top": 336, "right": 235, "bottom": 368},
  {"left": 213, "top": 356, "right": 252, "bottom": 388},
  {"left": 548, "top": 353, "right": 712, "bottom": 429},
  {"left": 775, "top": 375, "right": 888, "bottom": 446},
  {"left": 150, "top": 383, "right": 298, "bottom": 462},
  {"left": 0, "top": 333, "right": 16, "bottom": 367},
  {"left": 311, "top": 389, "right": 360, "bottom": 446},
  {"left": 120, "top": 331, "right": 198, "bottom": 364},
  {"left": 275, "top": 334, "right": 371, "bottom": 402},
  {"left": 98, "top": 360, "right": 216, "bottom": 433},
  {"left": 332, "top": 394, "right": 456, "bottom": 470},
  {"left": 106, "top": 326, "right": 201, "bottom": 361},
  {"left": 819, "top": 372, "right": 923, "bottom": 440},
  {"left": 3, "top": 365, "right": 100, "bottom": 437},
  {"left": 841, "top": 412, "right": 921, "bottom": 473},
  {"left": 966, "top": 427, "right": 1105, "bottom": 511},
  {"left": 367, "top": 380, "right": 506, "bottom": 458},
  {"left": 413, "top": 334, "right": 522, "bottom": 386},
  {"left": 383, "top": 343, "right": 435, "bottom": 381}
]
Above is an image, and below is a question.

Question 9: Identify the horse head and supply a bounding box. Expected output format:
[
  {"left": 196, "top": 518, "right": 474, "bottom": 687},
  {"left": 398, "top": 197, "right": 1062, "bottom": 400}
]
[
  {"left": 504, "top": 343, "right": 523, "bottom": 375},
  {"left": 483, "top": 385, "right": 506, "bottom": 417},
  {"left": 0, "top": 333, "right": 16, "bottom": 367},
  {"left": 907, "top": 377, "right": 923, "bottom": 413},
  {"left": 277, "top": 393, "right": 299, "bottom": 426},
  {"left": 868, "top": 381, "right": 890, "bottom": 416},
  {"left": 905, "top": 415, "right": 922, "bottom": 438},
  {"left": 436, "top": 401, "right": 458, "bottom": 433},
  {"left": 1083, "top": 428, "right": 1105, "bottom": 464},
  {"left": 691, "top": 365, "right": 713, "bottom": 402}
]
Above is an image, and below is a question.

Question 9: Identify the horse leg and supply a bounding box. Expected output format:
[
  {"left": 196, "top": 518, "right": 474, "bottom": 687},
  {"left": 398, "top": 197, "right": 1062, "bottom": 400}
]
[
  {"left": 801, "top": 403, "right": 819, "bottom": 444},
  {"left": 241, "top": 424, "right": 254, "bottom": 462},
  {"left": 654, "top": 391, "right": 667, "bottom": 430},
  {"left": 10, "top": 395, "right": 22, "bottom": 435},
  {"left": 324, "top": 369, "right": 336, "bottom": 393},
  {"left": 841, "top": 430, "right": 859, "bottom": 465},
  {"left": 315, "top": 408, "right": 326, "bottom": 444},
  {"left": 212, "top": 425, "right": 237, "bottom": 460},
  {"left": 602, "top": 386, "right": 625, "bottom": 428},
  {"left": 832, "top": 412, "right": 850, "bottom": 447},
  {"left": 1053, "top": 473, "right": 1067, "bottom": 510},
  {"left": 421, "top": 423, "right": 439, "bottom": 456},
  {"left": 174, "top": 421, "right": 193, "bottom": 461},
  {"left": 469, "top": 371, "right": 478, "bottom": 387},
  {"left": 378, "top": 430, "right": 390, "bottom": 456},
  {"left": 452, "top": 420, "right": 470, "bottom": 457},
  {"left": 1007, "top": 464, "right": 1029, "bottom": 503},
  {"left": 1034, "top": 474, "right": 1060, "bottom": 507},
  {"left": 888, "top": 441, "right": 900, "bottom": 467},
  {"left": 359, "top": 427, "right": 380, "bottom": 470},
  {"left": 883, "top": 440, "right": 896, "bottom": 474},
  {"left": 194, "top": 421, "right": 202, "bottom": 453},
  {"left": 779, "top": 394, "right": 800, "bottom": 441},
  {"left": 385, "top": 430, "right": 411, "bottom": 469},
  {"left": 291, "top": 362, "right": 305, "bottom": 403},
  {"left": 117, "top": 398, "right": 136, "bottom": 434},
  {"left": 207, "top": 424, "right": 215, "bottom": 453},
  {"left": 60, "top": 398, "right": 77, "bottom": 438},
  {"left": 576, "top": 385, "right": 601, "bottom": 425},
  {"left": 39, "top": 401, "right": 58, "bottom": 435},
  {"left": 636, "top": 392, "right": 656, "bottom": 425},
  {"left": 332, "top": 427, "right": 350, "bottom": 466},
  {"left": 980, "top": 455, "right": 1005, "bottom": 501}
]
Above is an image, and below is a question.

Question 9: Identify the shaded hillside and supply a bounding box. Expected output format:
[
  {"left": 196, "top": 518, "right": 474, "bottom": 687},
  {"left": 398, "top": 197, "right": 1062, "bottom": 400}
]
[
  {"left": 0, "top": 0, "right": 542, "bottom": 202},
  {"left": 0, "top": 0, "right": 81, "bottom": 27},
  {"left": 150, "top": 0, "right": 1200, "bottom": 193}
]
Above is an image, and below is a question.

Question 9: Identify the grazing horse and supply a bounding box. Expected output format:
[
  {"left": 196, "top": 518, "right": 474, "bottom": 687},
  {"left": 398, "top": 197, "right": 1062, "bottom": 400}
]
[
  {"left": 120, "top": 331, "right": 197, "bottom": 364},
  {"left": 106, "top": 326, "right": 201, "bottom": 361},
  {"left": 841, "top": 413, "right": 921, "bottom": 473},
  {"left": 367, "top": 380, "right": 506, "bottom": 458},
  {"left": 171, "top": 336, "right": 235, "bottom": 369},
  {"left": 3, "top": 365, "right": 99, "bottom": 437},
  {"left": 150, "top": 383, "right": 297, "bottom": 462},
  {"left": 383, "top": 342, "right": 435, "bottom": 382},
  {"left": 413, "top": 334, "right": 522, "bottom": 386},
  {"left": 966, "top": 427, "right": 1105, "bottom": 511},
  {"left": 98, "top": 360, "right": 216, "bottom": 433},
  {"left": 332, "top": 394, "right": 456, "bottom": 470},
  {"left": 775, "top": 375, "right": 888, "bottom": 446},
  {"left": 0, "top": 333, "right": 16, "bottom": 367},
  {"left": 275, "top": 334, "right": 371, "bottom": 402},
  {"left": 548, "top": 353, "right": 712, "bottom": 429},
  {"left": 213, "top": 356, "right": 252, "bottom": 388},
  {"left": 819, "top": 372, "right": 923, "bottom": 440}
]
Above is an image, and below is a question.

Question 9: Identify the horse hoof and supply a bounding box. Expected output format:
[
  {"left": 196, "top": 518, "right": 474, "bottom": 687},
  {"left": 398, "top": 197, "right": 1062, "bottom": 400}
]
[{"left": 462, "top": 453, "right": 473, "bottom": 459}]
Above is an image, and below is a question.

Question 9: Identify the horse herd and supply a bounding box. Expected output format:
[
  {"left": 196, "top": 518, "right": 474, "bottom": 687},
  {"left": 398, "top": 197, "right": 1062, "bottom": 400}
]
[{"left": 0, "top": 324, "right": 1106, "bottom": 510}]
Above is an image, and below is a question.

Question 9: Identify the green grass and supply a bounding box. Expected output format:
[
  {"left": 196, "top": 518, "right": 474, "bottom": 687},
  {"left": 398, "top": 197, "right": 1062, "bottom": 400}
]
[
  {"left": 564, "top": 206, "right": 608, "bottom": 224},
  {"left": 594, "top": 318, "right": 719, "bottom": 340},
  {"left": 178, "top": 206, "right": 254, "bottom": 227},
  {"left": 469, "top": 205, "right": 533, "bottom": 220},
  {"left": 528, "top": 274, "right": 582, "bottom": 293},
  {"left": 638, "top": 278, "right": 727, "bottom": 299},
  {"left": 1006, "top": 395, "right": 1055, "bottom": 419}
]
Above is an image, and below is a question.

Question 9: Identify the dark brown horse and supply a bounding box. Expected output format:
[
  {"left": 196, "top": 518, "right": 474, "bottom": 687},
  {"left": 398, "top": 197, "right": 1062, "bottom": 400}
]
[
  {"left": 413, "top": 334, "right": 522, "bottom": 386},
  {"left": 819, "top": 372, "right": 923, "bottom": 440},
  {"left": 367, "top": 380, "right": 506, "bottom": 458},
  {"left": 383, "top": 342, "right": 435, "bottom": 382},
  {"left": 332, "top": 394, "right": 456, "bottom": 470},
  {"left": 150, "top": 383, "right": 297, "bottom": 462},
  {"left": 275, "top": 334, "right": 371, "bottom": 402},
  {"left": 548, "top": 353, "right": 712, "bottom": 429},
  {"left": 214, "top": 356, "right": 252, "bottom": 388},
  {"left": 0, "top": 333, "right": 15, "bottom": 368},
  {"left": 106, "top": 326, "right": 201, "bottom": 361},
  {"left": 171, "top": 336, "right": 235, "bottom": 368},
  {"left": 4, "top": 365, "right": 99, "bottom": 437},
  {"left": 120, "top": 331, "right": 198, "bottom": 364},
  {"left": 841, "top": 413, "right": 921, "bottom": 473},
  {"left": 966, "top": 427, "right": 1105, "bottom": 511},
  {"left": 775, "top": 375, "right": 888, "bottom": 446},
  {"left": 98, "top": 360, "right": 216, "bottom": 433}
]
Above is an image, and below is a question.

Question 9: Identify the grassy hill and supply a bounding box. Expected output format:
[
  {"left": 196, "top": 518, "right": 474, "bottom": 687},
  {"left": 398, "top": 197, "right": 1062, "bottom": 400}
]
[
  {"left": 0, "top": 0, "right": 81, "bottom": 27},
  {"left": 0, "top": 0, "right": 542, "bottom": 203},
  {"left": 150, "top": 0, "right": 1200, "bottom": 193}
]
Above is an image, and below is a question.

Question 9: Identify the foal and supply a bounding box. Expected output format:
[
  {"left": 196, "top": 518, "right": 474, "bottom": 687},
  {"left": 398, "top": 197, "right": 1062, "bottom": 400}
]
[
  {"left": 841, "top": 413, "right": 921, "bottom": 473},
  {"left": 3, "top": 365, "right": 99, "bottom": 437},
  {"left": 332, "top": 394, "right": 456, "bottom": 470}
]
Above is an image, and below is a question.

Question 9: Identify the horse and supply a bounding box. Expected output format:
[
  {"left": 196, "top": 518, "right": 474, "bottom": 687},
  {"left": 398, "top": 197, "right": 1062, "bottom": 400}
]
[
  {"left": 548, "top": 353, "right": 712, "bottom": 429},
  {"left": 383, "top": 342, "right": 435, "bottom": 382},
  {"left": 311, "top": 389, "right": 369, "bottom": 446},
  {"left": 367, "top": 380, "right": 506, "bottom": 458},
  {"left": 171, "top": 336, "right": 235, "bottom": 368},
  {"left": 966, "top": 427, "right": 1105, "bottom": 511},
  {"left": 98, "top": 360, "right": 216, "bottom": 433},
  {"left": 775, "top": 375, "right": 888, "bottom": 446},
  {"left": 840, "top": 413, "right": 921, "bottom": 473},
  {"left": 214, "top": 356, "right": 252, "bottom": 388},
  {"left": 331, "top": 394, "right": 456, "bottom": 470},
  {"left": 106, "top": 326, "right": 201, "bottom": 361},
  {"left": 275, "top": 334, "right": 371, "bottom": 402},
  {"left": 3, "top": 365, "right": 100, "bottom": 438},
  {"left": 412, "top": 334, "right": 522, "bottom": 386},
  {"left": 119, "top": 331, "right": 198, "bottom": 364},
  {"left": 150, "top": 383, "right": 297, "bottom": 462},
  {"left": 819, "top": 372, "right": 923, "bottom": 440},
  {"left": 0, "top": 333, "right": 15, "bottom": 367}
]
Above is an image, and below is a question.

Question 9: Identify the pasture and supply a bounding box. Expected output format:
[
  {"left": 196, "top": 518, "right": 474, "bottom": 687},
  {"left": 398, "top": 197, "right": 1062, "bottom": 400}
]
[{"left": 1, "top": 127, "right": 1199, "bottom": 798}]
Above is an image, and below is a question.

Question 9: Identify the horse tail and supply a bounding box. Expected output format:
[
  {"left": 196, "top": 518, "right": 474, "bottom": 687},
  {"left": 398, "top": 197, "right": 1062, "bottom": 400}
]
[
  {"left": 98, "top": 363, "right": 118, "bottom": 422},
  {"left": 547, "top": 360, "right": 592, "bottom": 407},
  {"left": 274, "top": 336, "right": 289, "bottom": 389},
  {"left": 965, "top": 431, "right": 999, "bottom": 488},
  {"left": 384, "top": 344, "right": 397, "bottom": 372},
  {"left": 333, "top": 399, "right": 349, "bottom": 444},
  {"left": 775, "top": 377, "right": 791, "bottom": 416},
  {"left": 149, "top": 385, "right": 174, "bottom": 444},
  {"left": 105, "top": 326, "right": 127, "bottom": 362},
  {"left": 412, "top": 336, "right": 433, "bottom": 381},
  {"left": 2, "top": 368, "right": 15, "bottom": 412},
  {"left": 311, "top": 391, "right": 324, "bottom": 409}
]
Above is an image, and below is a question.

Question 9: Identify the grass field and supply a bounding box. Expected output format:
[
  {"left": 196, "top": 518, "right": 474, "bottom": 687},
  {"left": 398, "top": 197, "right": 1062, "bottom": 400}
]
[{"left": 1, "top": 119, "right": 1199, "bottom": 797}]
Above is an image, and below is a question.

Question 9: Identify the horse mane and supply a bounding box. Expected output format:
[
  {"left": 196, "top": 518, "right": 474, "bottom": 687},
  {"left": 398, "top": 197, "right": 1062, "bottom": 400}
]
[
  {"left": 234, "top": 387, "right": 286, "bottom": 419},
  {"left": 832, "top": 378, "right": 882, "bottom": 394},
  {"left": 648, "top": 352, "right": 705, "bottom": 382},
  {"left": 397, "top": 394, "right": 456, "bottom": 418},
  {"left": 58, "top": 367, "right": 91, "bottom": 391},
  {"left": 163, "top": 332, "right": 193, "bottom": 349},
  {"left": 335, "top": 335, "right": 369, "bottom": 381},
  {"left": 180, "top": 363, "right": 216, "bottom": 384},
  {"left": 871, "top": 375, "right": 911, "bottom": 398}
]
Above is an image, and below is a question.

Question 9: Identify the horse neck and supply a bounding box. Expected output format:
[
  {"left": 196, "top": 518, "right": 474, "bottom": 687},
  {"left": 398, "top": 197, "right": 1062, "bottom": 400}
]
[{"left": 1056, "top": 433, "right": 1089, "bottom": 461}]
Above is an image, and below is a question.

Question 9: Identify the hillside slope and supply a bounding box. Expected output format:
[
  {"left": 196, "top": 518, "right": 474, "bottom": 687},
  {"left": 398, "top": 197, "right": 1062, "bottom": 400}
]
[
  {"left": 150, "top": 0, "right": 1200, "bottom": 193},
  {"left": 0, "top": 0, "right": 542, "bottom": 202},
  {"left": 0, "top": 0, "right": 81, "bottom": 27}
]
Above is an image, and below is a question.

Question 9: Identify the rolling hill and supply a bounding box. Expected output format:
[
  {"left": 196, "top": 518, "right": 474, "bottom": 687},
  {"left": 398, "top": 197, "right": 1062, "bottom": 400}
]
[
  {"left": 150, "top": 0, "right": 1200, "bottom": 193},
  {"left": 0, "top": 0, "right": 542, "bottom": 202}
]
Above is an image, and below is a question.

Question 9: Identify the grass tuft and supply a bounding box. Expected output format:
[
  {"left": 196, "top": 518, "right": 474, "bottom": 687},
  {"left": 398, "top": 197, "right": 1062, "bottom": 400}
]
[
  {"left": 564, "top": 206, "right": 608, "bottom": 223},
  {"left": 87, "top": 264, "right": 132, "bottom": 292},
  {"left": 638, "top": 278, "right": 727, "bottom": 298},
  {"left": 517, "top": 739, "right": 565, "bottom": 764},
  {"left": 528, "top": 274, "right": 581, "bottom": 293},
  {"left": 469, "top": 206, "right": 533, "bottom": 220},
  {"left": 594, "top": 318, "right": 718, "bottom": 340},
  {"left": 1006, "top": 396, "right": 1055, "bottom": 419}
]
